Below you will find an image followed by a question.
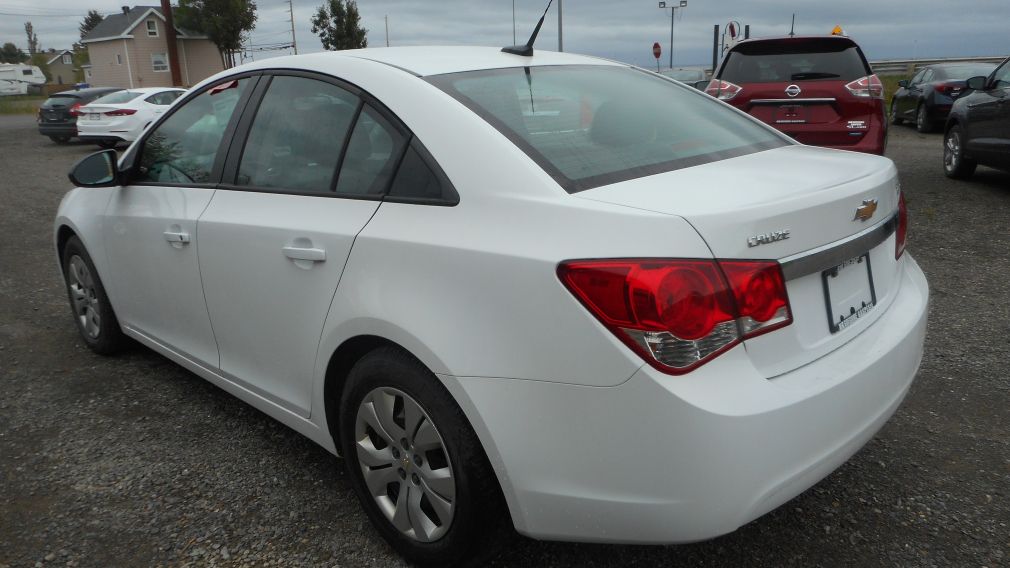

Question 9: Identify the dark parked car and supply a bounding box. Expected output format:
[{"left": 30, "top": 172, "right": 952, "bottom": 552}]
[
  {"left": 705, "top": 35, "right": 887, "bottom": 155},
  {"left": 891, "top": 62, "right": 997, "bottom": 133},
  {"left": 943, "top": 57, "right": 1010, "bottom": 179},
  {"left": 37, "top": 87, "right": 123, "bottom": 144}
]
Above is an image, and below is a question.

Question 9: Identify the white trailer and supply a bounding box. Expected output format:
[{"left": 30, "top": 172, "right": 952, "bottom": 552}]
[{"left": 0, "top": 64, "right": 47, "bottom": 96}]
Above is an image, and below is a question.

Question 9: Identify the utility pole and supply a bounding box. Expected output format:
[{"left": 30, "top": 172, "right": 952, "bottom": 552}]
[
  {"left": 160, "top": 0, "right": 183, "bottom": 84},
  {"left": 557, "top": 0, "right": 563, "bottom": 52},
  {"left": 512, "top": 0, "right": 516, "bottom": 45},
  {"left": 385, "top": 15, "right": 389, "bottom": 47},
  {"left": 658, "top": 1, "right": 687, "bottom": 70},
  {"left": 288, "top": 0, "right": 298, "bottom": 54}
]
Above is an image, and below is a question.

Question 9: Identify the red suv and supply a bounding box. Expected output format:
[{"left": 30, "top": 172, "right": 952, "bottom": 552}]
[{"left": 706, "top": 36, "right": 886, "bottom": 155}]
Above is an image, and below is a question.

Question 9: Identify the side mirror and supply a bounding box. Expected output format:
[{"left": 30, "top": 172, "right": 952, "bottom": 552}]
[
  {"left": 693, "top": 79, "right": 710, "bottom": 91},
  {"left": 68, "top": 150, "right": 119, "bottom": 187},
  {"left": 897, "top": 80, "right": 909, "bottom": 88},
  {"left": 966, "top": 75, "right": 987, "bottom": 90}
]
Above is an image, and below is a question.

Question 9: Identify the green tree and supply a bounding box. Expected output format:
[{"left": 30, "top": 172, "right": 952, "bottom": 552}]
[
  {"left": 310, "top": 0, "right": 367, "bottom": 51},
  {"left": 0, "top": 42, "right": 28, "bottom": 64},
  {"left": 176, "top": 0, "right": 258, "bottom": 67},
  {"left": 24, "top": 21, "right": 40, "bottom": 55},
  {"left": 79, "top": 10, "right": 104, "bottom": 41}
]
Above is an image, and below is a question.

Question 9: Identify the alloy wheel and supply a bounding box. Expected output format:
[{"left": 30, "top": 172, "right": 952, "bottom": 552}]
[
  {"left": 944, "top": 130, "right": 960, "bottom": 172},
  {"left": 67, "top": 255, "right": 101, "bottom": 339},
  {"left": 354, "top": 387, "right": 456, "bottom": 543}
]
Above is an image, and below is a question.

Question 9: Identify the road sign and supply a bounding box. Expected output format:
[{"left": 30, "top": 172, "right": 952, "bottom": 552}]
[{"left": 653, "top": 42, "right": 662, "bottom": 59}]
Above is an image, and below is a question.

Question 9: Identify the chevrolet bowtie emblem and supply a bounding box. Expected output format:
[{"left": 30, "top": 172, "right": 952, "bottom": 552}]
[{"left": 853, "top": 199, "right": 878, "bottom": 222}]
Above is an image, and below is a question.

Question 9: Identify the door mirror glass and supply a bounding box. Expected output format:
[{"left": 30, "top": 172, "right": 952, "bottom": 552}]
[
  {"left": 966, "top": 75, "right": 987, "bottom": 90},
  {"left": 897, "top": 80, "right": 909, "bottom": 88},
  {"left": 68, "top": 150, "right": 118, "bottom": 187}
]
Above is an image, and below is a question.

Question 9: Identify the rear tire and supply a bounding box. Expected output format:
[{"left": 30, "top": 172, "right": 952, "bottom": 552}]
[
  {"left": 61, "top": 236, "right": 127, "bottom": 355},
  {"left": 916, "top": 104, "right": 933, "bottom": 133},
  {"left": 49, "top": 135, "right": 71, "bottom": 144},
  {"left": 943, "top": 124, "right": 976, "bottom": 180},
  {"left": 339, "top": 346, "right": 510, "bottom": 567},
  {"left": 890, "top": 101, "right": 903, "bottom": 125}
]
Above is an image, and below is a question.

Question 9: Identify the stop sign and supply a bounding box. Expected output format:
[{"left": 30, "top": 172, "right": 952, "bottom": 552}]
[{"left": 652, "top": 42, "right": 662, "bottom": 60}]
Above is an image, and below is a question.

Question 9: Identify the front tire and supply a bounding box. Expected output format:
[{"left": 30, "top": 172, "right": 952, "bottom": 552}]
[
  {"left": 61, "top": 236, "right": 127, "bottom": 355},
  {"left": 943, "top": 124, "right": 977, "bottom": 180},
  {"left": 916, "top": 104, "right": 933, "bottom": 133},
  {"left": 339, "top": 347, "right": 509, "bottom": 567}
]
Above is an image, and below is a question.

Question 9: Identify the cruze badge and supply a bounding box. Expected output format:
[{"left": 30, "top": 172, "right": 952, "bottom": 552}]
[
  {"left": 747, "top": 229, "right": 791, "bottom": 248},
  {"left": 853, "top": 199, "right": 878, "bottom": 222},
  {"left": 785, "top": 84, "right": 801, "bottom": 97}
]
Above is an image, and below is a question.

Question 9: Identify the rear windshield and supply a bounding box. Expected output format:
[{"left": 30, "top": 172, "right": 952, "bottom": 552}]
[
  {"left": 934, "top": 64, "right": 996, "bottom": 80},
  {"left": 428, "top": 65, "right": 786, "bottom": 193},
  {"left": 41, "top": 94, "right": 79, "bottom": 108},
  {"left": 92, "top": 91, "right": 143, "bottom": 105},
  {"left": 720, "top": 39, "right": 870, "bottom": 84}
]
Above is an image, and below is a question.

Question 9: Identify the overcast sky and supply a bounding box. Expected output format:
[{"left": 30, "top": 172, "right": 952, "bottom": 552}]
[{"left": 1, "top": 0, "right": 1006, "bottom": 68}]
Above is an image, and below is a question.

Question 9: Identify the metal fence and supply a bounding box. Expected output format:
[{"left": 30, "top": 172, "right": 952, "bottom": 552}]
[{"left": 870, "top": 55, "right": 1006, "bottom": 76}]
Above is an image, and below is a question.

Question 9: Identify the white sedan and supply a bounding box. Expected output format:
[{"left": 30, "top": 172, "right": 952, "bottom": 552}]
[
  {"left": 76, "top": 87, "right": 186, "bottom": 148},
  {"left": 55, "top": 46, "right": 928, "bottom": 566}
]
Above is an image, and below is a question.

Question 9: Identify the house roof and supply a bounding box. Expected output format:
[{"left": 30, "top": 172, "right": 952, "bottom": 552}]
[
  {"left": 46, "top": 49, "right": 74, "bottom": 65},
  {"left": 81, "top": 6, "right": 204, "bottom": 44}
]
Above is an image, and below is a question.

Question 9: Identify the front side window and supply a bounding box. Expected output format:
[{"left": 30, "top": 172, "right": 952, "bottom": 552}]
[
  {"left": 152, "top": 53, "right": 168, "bottom": 73},
  {"left": 147, "top": 20, "right": 158, "bottom": 36},
  {"left": 429, "top": 65, "right": 786, "bottom": 193},
  {"left": 236, "top": 75, "right": 359, "bottom": 192},
  {"left": 135, "top": 77, "right": 250, "bottom": 185},
  {"left": 993, "top": 61, "right": 1010, "bottom": 89}
]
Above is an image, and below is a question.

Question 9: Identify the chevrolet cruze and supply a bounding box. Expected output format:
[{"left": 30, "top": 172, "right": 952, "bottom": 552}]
[{"left": 55, "top": 47, "right": 928, "bottom": 566}]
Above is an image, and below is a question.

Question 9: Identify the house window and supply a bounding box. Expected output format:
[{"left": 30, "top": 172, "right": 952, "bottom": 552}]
[
  {"left": 147, "top": 20, "right": 158, "bottom": 37},
  {"left": 62, "top": 53, "right": 72, "bottom": 65},
  {"left": 152, "top": 52, "right": 169, "bottom": 72},
  {"left": 116, "top": 54, "right": 122, "bottom": 65}
]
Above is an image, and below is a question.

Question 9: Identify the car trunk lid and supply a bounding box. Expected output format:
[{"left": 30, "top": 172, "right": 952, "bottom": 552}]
[{"left": 575, "top": 144, "right": 903, "bottom": 377}]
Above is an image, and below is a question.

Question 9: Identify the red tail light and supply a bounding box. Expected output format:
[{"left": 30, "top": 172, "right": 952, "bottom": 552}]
[
  {"left": 844, "top": 74, "right": 884, "bottom": 99},
  {"left": 895, "top": 191, "right": 907, "bottom": 259},
  {"left": 558, "top": 259, "right": 791, "bottom": 375},
  {"left": 68, "top": 102, "right": 83, "bottom": 116},
  {"left": 933, "top": 82, "right": 965, "bottom": 97},
  {"left": 104, "top": 108, "right": 137, "bottom": 116},
  {"left": 704, "top": 79, "right": 743, "bottom": 101}
]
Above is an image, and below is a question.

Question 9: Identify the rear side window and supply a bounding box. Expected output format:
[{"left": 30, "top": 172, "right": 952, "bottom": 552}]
[
  {"left": 429, "top": 65, "right": 785, "bottom": 193},
  {"left": 720, "top": 39, "right": 870, "bottom": 83},
  {"left": 334, "top": 105, "right": 407, "bottom": 196},
  {"left": 135, "top": 78, "right": 251, "bottom": 185},
  {"left": 146, "top": 91, "right": 183, "bottom": 105},
  {"left": 236, "top": 76, "right": 359, "bottom": 193}
]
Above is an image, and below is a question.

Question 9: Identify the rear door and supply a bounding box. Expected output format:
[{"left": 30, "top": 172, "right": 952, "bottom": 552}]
[
  {"left": 196, "top": 72, "right": 407, "bottom": 417},
  {"left": 718, "top": 37, "right": 876, "bottom": 148}
]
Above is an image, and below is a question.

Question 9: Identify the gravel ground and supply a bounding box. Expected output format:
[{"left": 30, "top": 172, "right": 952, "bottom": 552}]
[{"left": 1, "top": 115, "right": 1008, "bottom": 567}]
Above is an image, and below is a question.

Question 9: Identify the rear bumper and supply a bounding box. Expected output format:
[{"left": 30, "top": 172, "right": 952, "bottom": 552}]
[
  {"left": 447, "top": 254, "right": 928, "bottom": 543},
  {"left": 38, "top": 123, "right": 77, "bottom": 137}
]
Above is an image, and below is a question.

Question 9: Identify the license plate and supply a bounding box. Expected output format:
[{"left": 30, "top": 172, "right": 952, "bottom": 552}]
[
  {"left": 89, "top": 113, "right": 100, "bottom": 120},
  {"left": 822, "top": 254, "right": 876, "bottom": 333}
]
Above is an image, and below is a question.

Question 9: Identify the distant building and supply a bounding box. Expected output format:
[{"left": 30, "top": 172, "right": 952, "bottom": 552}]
[
  {"left": 81, "top": 5, "right": 224, "bottom": 89},
  {"left": 46, "top": 49, "right": 76, "bottom": 85}
]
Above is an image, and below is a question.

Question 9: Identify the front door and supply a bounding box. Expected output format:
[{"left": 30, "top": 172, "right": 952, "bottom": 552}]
[
  {"left": 197, "top": 74, "right": 408, "bottom": 417},
  {"left": 103, "top": 76, "right": 255, "bottom": 366},
  {"left": 965, "top": 62, "right": 1010, "bottom": 161}
]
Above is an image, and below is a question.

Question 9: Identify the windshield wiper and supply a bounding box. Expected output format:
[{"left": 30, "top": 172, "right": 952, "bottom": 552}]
[{"left": 790, "top": 72, "right": 841, "bottom": 80}]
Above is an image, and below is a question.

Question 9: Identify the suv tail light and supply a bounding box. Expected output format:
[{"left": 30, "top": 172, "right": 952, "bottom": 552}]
[
  {"left": 845, "top": 74, "right": 884, "bottom": 99},
  {"left": 704, "top": 79, "right": 743, "bottom": 101},
  {"left": 68, "top": 102, "right": 83, "bottom": 116},
  {"left": 934, "top": 82, "right": 965, "bottom": 97},
  {"left": 895, "top": 191, "right": 908, "bottom": 259},
  {"left": 558, "top": 259, "right": 791, "bottom": 375},
  {"left": 105, "top": 109, "right": 137, "bottom": 116}
]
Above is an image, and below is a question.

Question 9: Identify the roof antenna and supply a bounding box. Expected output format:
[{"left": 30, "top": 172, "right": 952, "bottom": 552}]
[{"left": 502, "top": 0, "right": 554, "bottom": 56}]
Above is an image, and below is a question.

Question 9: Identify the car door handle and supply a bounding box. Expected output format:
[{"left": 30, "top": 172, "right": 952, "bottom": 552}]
[
  {"left": 163, "top": 231, "right": 190, "bottom": 244},
  {"left": 282, "top": 246, "right": 326, "bottom": 262}
]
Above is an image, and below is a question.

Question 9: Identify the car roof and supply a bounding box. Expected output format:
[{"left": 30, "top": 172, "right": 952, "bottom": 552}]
[
  {"left": 49, "top": 87, "right": 122, "bottom": 98},
  {"left": 240, "top": 46, "right": 624, "bottom": 78}
]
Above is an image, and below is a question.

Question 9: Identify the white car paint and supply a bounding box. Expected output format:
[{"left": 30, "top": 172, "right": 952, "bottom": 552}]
[
  {"left": 76, "top": 87, "right": 185, "bottom": 144},
  {"left": 54, "top": 47, "right": 928, "bottom": 545}
]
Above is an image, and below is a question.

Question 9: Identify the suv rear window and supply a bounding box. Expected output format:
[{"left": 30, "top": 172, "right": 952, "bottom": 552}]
[
  {"left": 41, "top": 94, "right": 79, "bottom": 108},
  {"left": 720, "top": 38, "right": 870, "bottom": 84},
  {"left": 428, "top": 65, "right": 786, "bottom": 193}
]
